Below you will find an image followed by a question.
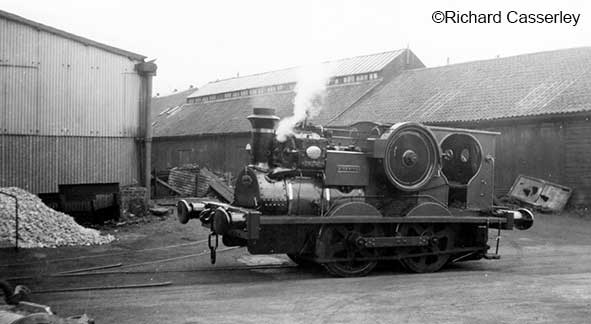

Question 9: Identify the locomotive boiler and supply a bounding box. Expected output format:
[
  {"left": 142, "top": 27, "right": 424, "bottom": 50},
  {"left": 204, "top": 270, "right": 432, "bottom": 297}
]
[{"left": 177, "top": 108, "right": 534, "bottom": 277}]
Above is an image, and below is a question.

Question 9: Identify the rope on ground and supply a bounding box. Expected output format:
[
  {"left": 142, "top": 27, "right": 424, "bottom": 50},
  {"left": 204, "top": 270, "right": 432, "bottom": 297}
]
[
  {"left": 32, "top": 281, "right": 173, "bottom": 294},
  {"left": 51, "top": 263, "right": 296, "bottom": 277},
  {"left": 76, "top": 246, "right": 241, "bottom": 272},
  {"left": 55, "top": 263, "right": 123, "bottom": 274}
]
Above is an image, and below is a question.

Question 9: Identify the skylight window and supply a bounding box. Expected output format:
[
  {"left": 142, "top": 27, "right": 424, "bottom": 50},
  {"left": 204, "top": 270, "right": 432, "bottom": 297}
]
[{"left": 166, "top": 105, "right": 183, "bottom": 117}]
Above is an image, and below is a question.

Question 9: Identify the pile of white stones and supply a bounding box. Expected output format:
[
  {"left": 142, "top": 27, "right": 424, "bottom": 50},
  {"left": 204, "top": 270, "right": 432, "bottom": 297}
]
[{"left": 0, "top": 187, "right": 115, "bottom": 248}]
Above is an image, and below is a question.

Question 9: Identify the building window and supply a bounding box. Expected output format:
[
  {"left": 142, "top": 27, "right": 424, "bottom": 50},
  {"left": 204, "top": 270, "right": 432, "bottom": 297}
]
[
  {"left": 342, "top": 75, "right": 355, "bottom": 83},
  {"left": 355, "top": 74, "right": 369, "bottom": 82}
]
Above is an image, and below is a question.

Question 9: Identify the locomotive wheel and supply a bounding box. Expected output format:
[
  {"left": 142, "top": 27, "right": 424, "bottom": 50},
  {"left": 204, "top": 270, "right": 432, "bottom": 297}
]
[
  {"left": 399, "top": 223, "right": 456, "bottom": 273},
  {"left": 320, "top": 223, "right": 382, "bottom": 277},
  {"left": 316, "top": 202, "right": 384, "bottom": 277}
]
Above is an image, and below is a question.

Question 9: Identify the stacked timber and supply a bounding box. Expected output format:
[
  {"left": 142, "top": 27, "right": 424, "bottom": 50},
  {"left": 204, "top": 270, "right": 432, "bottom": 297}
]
[
  {"left": 196, "top": 169, "right": 212, "bottom": 197},
  {"left": 168, "top": 164, "right": 201, "bottom": 196},
  {"left": 0, "top": 187, "right": 115, "bottom": 248},
  {"left": 166, "top": 165, "right": 234, "bottom": 201}
]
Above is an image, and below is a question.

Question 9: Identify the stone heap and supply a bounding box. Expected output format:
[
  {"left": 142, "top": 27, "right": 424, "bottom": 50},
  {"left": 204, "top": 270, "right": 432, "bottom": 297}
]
[{"left": 0, "top": 187, "right": 115, "bottom": 248}]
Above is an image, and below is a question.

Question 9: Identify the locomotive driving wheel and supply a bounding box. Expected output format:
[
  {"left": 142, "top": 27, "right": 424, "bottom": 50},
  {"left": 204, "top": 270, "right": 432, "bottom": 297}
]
[
  {"left": 316, "top": 202, "right": 384, "bottom": 277},
  {"left": 320, "top": 223, "right": 383, "bottom": 277},
  {"left": 398, "top": 223, "right": 456, "bottom": 273}
]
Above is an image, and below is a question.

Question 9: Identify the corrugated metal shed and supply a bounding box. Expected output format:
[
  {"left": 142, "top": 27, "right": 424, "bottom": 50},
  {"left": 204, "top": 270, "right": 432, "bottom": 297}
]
[
  {"left": 0, "top": 19, "right": 143, "bottom": 137},
  {"left": 330, "top": 47, "right": 591, "bottom": 126},
  {"left": 0, "top": 9, "right": 145, "bottom": 60},
  {"left": 0, "top": 10, "right": 147, "bottom": 193},
  {"left": 186, "top": 50, "right": 403, "bottom": 99}
]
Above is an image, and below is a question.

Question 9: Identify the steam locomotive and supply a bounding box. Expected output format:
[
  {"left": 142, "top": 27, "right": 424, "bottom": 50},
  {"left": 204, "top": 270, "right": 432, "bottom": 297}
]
[{"left": 177, "top": 108, "right": 534, "bottom": 277}]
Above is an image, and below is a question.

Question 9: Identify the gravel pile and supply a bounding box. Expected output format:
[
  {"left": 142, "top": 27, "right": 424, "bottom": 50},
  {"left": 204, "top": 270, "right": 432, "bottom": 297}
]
[{"left": 0, "top": 187, "right": 115, "bottom": 248}]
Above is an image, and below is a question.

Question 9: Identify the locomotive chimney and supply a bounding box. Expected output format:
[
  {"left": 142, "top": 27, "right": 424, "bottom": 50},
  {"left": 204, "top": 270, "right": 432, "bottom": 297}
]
[{"left": 247, "top": 108, "right": 279, "bottom": 167}]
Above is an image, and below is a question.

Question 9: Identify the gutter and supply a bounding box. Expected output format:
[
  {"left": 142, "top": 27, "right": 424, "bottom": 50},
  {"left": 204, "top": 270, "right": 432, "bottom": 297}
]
[{"left": 135, "top": 61, "right": 158, "bottom": 200}]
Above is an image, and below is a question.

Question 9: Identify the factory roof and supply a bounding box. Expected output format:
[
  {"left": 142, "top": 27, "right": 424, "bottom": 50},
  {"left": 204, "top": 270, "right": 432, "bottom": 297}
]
[
  {"left": 186, "top": 50, "right": 405, "bottom": 99},
  {"left": 151, "top": 88, "right": 198, "bottom": 122},
  {"left": 153, "top": 80, "right": 381, "bottom": 137},
  {"left": 0, "top": 9, "right": 146, "bottom": 61},
  {"left": 153, "top": 49, "right": 421, "bottom": 137},
  {"left": 330, "top": 47, "right": 591, "bottom": 126}
]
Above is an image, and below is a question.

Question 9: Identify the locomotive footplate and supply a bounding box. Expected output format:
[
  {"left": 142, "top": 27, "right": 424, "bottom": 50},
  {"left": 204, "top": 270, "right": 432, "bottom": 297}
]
[
  {"left": 248, "top": 214, "right": 510, "bottom": 240},
  {"left": 256, "top": 215, "right": 509, "bottom": 225}
]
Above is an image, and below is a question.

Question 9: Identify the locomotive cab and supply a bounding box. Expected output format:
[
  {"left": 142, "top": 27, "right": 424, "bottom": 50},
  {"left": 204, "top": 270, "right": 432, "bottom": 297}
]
[{"left": 177, "top": 108, "right": 534, "bottom": 277}]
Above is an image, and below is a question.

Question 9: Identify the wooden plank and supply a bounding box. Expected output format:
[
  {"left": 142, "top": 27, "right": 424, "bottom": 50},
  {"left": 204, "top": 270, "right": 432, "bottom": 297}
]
[
  {"left": 200, "top": 167, "right": 234, "bottom": 202},
  {"left": 154, "top": 176, "right": 183, "bottom": 195}
]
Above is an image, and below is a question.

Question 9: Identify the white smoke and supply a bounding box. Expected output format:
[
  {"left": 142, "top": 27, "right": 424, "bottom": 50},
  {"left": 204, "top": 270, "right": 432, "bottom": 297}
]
[{"left": 275, "top": 64, "right": 330, "bottom": 142}]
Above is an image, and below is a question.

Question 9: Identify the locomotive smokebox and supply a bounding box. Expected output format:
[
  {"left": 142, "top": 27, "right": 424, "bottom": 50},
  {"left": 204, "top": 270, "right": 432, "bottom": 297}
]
[{"left": 247, "top": 108, "right": 280, "bottom": 167}]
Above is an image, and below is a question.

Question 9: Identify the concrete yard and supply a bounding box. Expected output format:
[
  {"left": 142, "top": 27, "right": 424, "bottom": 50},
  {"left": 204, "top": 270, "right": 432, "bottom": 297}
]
[{"left": 2, "top": 211, "right": 591, "bottom": 324}]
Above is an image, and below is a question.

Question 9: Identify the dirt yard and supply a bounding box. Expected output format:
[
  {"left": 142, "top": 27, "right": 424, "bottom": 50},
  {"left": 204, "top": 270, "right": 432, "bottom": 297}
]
[{"left": 1, "top": 210, "right": 591, "bottom": 324}]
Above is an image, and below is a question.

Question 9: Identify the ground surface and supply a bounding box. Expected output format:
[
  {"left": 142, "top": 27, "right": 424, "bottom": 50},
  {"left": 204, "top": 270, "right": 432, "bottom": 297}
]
[{"left": 1, "top": 210, "right": 591, "bottom": 324}]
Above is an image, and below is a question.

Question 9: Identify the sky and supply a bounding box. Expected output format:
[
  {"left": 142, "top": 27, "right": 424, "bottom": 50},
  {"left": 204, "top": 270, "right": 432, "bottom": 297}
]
[{"left": 2, "top": 0, "right": 590, "bottom": 95}]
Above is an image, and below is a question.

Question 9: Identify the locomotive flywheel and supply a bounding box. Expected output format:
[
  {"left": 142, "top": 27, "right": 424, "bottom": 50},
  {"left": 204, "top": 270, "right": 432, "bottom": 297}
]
[
  {"left": 316, "top": 202, "right": 383, "bottom": 277},
  {"left": 381, "top": 122, "right": 440, "bottom": 191}
]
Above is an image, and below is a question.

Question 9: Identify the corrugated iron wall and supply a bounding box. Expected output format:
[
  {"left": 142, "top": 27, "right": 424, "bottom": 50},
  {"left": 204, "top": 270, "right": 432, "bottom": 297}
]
[
  {"left": 0, "top": 135, "right": 139, "bottom": 193},
  {"left": 0, "top": 16, "right": 143, "bottom": 193}
]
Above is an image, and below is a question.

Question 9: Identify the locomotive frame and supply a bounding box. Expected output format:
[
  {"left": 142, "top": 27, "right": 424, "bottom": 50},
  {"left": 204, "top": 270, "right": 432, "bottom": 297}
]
[{"left": 177, "top": 108, "right": 534, "bottom": 277}]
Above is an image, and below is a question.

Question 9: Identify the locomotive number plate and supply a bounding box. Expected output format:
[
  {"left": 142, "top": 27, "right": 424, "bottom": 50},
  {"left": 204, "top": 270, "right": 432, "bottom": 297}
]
[{"left": 336, "top": 165, "right": 361, "bottom": 173}]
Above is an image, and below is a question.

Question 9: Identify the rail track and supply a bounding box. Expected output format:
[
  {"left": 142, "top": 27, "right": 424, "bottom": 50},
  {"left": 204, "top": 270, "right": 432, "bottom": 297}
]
[
  {"left": 2, "top": 239, "right": 303, "bottom": 294},
  {"left": 0, "top": 239, "right": 210, "bottom": 268},
  {"left": 5, "top": 232, "right": 589, "bottom": 296}
]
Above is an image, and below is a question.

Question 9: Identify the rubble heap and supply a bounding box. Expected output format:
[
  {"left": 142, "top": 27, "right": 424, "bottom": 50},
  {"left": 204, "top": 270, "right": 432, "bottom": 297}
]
[{"left": 0, "top": 187, "right": 115, "bottom": 248}]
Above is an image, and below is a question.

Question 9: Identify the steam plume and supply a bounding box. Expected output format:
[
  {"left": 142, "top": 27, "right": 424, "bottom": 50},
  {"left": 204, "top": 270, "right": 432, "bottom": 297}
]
[{"left": 276, "top": 64, "right": 330, "bottom": 142}]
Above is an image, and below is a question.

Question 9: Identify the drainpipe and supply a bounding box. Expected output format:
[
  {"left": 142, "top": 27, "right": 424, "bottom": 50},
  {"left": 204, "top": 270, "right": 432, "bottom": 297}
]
[{"left": 135, "top": 60, "right": 157, "bottom": 200}]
